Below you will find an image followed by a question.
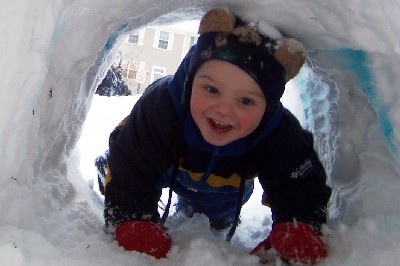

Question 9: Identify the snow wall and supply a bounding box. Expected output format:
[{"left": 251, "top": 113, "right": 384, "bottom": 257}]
[{"left": 1, "top": 0, "right": 400, "bottom": 232}]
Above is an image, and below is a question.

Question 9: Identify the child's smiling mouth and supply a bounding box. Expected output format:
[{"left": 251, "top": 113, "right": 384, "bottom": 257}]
[{"left": 208, "top": 118, "right": 232, "bottom": 132}]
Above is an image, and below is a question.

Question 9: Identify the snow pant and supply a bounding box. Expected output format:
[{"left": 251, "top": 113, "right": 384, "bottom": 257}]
[
  {"left": 157, "top": 167, "right": 254, "bottom": 229},
  {"left": 96, "top": 153, "right": 254, "bottom": 228}
]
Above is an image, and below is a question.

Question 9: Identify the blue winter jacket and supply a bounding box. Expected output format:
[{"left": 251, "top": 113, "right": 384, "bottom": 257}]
[{"left": 104, "top": 49, "right": 331, "bottom": 233}]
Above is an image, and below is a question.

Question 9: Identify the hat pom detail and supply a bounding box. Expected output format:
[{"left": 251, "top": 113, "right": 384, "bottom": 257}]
[
  {"left": 273, "top": 39, "right": 306, "bottom": 82},
  {"left": 198, "top": 8, "right": 235, "bottom": 34}
]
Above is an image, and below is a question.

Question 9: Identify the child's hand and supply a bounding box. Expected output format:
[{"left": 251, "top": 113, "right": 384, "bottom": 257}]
[
  {"left": 115, "top": 220, "right": 171, "bottom": 258},
  {"left": 250, "top": 222, "right": 327, "bottom": 264}
]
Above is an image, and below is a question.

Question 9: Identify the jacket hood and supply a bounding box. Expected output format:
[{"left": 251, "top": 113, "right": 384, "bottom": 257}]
[{"left": 167, "top": 46, "right": 283, "bottom": 156}]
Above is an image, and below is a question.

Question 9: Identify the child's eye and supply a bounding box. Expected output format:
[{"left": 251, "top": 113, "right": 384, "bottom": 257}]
[
  {"left": 240, "top": 97, "right": 254, "bottom": 106},
  {"left": 205, "top": 86, "right": 218, "bottom": 94}
]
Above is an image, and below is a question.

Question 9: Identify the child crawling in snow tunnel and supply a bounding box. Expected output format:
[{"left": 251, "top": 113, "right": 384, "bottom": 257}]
[{"left": 95, "top": 7, "right": 331, "bottom": 265}]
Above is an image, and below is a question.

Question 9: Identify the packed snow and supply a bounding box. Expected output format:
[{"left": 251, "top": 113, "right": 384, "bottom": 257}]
[{"left": 1, "top": 0, "right": 400, "bottom": 265}]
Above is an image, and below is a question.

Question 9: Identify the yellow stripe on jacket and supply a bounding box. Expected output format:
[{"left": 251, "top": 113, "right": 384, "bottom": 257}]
[{"left": 185, "top": 171, "right": 253, "bottom": 188}]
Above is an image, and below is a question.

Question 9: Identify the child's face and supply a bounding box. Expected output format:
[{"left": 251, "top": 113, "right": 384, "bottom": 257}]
[{"left": 190, "top": 60, "right": 267, "bottom": 147}]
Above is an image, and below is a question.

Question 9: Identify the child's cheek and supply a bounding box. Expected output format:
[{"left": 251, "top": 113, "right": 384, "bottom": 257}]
[{"left": 190, "top": 92, "right": 208, "bottom": 118}]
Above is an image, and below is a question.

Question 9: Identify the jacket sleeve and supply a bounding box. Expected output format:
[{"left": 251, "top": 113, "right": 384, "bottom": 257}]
[
  {"left": 258, "top": 109, "right": 331, "bottom": 233},
  {"left": 104, "top": 77, "right": 179, "bottom": 229}
]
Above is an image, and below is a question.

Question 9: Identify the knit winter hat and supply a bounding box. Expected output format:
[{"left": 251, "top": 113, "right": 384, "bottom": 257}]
[{"left": 184, "top": 8, "right": 306, "bottom": 110}]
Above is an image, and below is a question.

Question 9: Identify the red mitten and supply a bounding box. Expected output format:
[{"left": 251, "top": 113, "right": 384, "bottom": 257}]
[
  {"left": 115, "top": 221, "right": 172, "bottom": 259},
  {"left": 250, "top": 235, "right": 274, "bottom": 264},
  {"left": 251, "top": 222, "right": 327, "bottom": 264}
]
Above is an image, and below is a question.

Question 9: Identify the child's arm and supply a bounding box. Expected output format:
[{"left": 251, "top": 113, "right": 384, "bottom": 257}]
[
  {"left": 260, "top": 145, "right": 331, "bottom": 233},
  {"left": 254, "top": 110, "right": 331, "bottom": 264},
  {"left": 258, "top": 109, "right": 331, "bottom": 231},
  {"left": 103, "top": 77, "right": 179, "bottom": 229}
]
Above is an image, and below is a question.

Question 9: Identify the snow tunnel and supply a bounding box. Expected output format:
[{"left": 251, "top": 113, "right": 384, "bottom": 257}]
[{"left": 2, "top": 1, "right": 400, "bottom": 264}]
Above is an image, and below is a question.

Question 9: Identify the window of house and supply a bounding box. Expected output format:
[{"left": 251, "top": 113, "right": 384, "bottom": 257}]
[
  {"left": 150, "top": 66, "right": 166, "bottom": 83},
  {"left": 127, "top": 69, "right": 137, "bottom": 79},
  {"left": 158, "top": 31, "right": 169, "bottom": 49},
  {"left": 127, "top": 29, "right": 145, "bottom": 45},
  {"left": 153, "top": 30, "right": 174, "bottom": 50},
  {"left": 128, "top": 33, "right": 139, "bottom": 44}
]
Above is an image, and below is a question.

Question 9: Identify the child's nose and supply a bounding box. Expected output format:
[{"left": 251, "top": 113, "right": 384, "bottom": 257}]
[{"left": 214, "top": 101, "right": 234, "bottom": 116}]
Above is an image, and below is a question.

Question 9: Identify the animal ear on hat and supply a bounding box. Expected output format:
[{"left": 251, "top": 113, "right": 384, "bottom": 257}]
[
  {"left": 198, "top": 7, "right": 235, "bottom": 34},
  {"left": 273, "top": 39, "right": 306, "bottom": 82}
]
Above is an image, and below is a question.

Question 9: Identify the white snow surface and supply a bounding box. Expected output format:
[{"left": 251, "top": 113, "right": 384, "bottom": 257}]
[{"left": 1, "top": 0, "right": 400, "bottom": 265}]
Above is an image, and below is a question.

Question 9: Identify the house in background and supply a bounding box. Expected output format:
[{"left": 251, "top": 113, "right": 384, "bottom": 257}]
[{"left": 120, "top": 24, "right": 198, "bottom": 94}]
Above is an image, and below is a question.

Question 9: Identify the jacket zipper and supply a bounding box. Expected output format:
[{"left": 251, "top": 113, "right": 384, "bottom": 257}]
[{"left": 197, "top": 147, "right": 220, "bottom": 188}]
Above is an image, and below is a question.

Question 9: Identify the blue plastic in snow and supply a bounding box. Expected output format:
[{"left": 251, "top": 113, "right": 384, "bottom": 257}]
[
  {"left": 330, "top": 48, "right": 396, "bottom": 153},
  {"left": 102, "top": 23, "right": 128, "bottom": 57}
]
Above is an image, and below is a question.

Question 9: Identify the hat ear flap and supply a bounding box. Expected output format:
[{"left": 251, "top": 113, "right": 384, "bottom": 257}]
[
  {"left": 198, "top": 7, "right": 236, "bottom": 34},
  {"left": 273, "top": 39, "right": 306, "bottom": 82}
]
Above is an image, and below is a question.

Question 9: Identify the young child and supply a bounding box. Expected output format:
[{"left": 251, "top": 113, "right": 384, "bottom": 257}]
[
  {"left": 97, "top": 7, "right": 331, "bottom": 264},
  {"left": 95, "top": 51, "right": 131, "bottom": 96}
]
